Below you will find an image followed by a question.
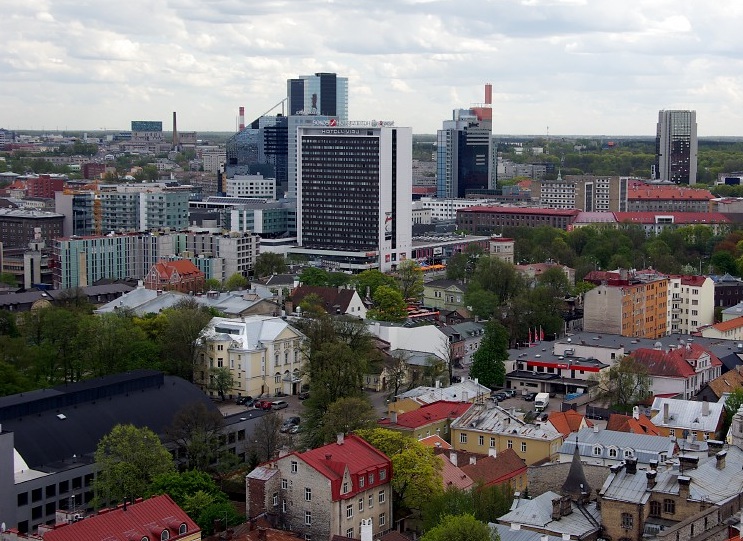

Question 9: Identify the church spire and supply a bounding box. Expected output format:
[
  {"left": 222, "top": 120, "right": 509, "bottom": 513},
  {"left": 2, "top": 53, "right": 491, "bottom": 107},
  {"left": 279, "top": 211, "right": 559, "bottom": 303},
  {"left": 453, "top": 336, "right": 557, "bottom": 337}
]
[{"left": 562, "top": 436, "right": 591, "bottom": 501}]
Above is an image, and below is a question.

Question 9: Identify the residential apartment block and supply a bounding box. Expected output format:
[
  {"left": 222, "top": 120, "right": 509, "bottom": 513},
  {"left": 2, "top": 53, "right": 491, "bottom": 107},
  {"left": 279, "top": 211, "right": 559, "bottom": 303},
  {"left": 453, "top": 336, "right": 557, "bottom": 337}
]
[
  {"left": 195, "top": 315, "right": 306, "bottom": 398},
  {"left": 225, "top": 173, "right": 277, "bottom": 200},
  {"left": 246, "top": 434, "right": 392, "bottom": 541},
  {"left": 457, "top": 206, "right": 580, "bottom": 234},
  {"left": 532, "top": 175, "right": 628, "bottom": 212},
  {"left": 0, "top": 208, "right": 64, "bottom": 249},
  {"left": 627, "top": 182, "right": 712, "bottom": 212}
]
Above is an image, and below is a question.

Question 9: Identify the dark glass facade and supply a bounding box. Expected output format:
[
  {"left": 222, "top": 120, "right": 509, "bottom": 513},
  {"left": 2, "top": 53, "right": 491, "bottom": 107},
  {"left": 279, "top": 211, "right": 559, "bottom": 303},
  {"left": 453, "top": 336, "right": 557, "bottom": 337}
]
[{"left": 300, "top": 134, "right": 381, "bottom": 251}]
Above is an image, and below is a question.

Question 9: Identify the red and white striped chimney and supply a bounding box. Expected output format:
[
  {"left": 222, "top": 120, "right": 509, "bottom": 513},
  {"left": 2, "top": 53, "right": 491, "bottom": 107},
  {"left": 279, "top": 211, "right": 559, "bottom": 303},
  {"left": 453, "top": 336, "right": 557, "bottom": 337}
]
[{"left": 238, "top": 106, "right": 245, "bottom": 131}]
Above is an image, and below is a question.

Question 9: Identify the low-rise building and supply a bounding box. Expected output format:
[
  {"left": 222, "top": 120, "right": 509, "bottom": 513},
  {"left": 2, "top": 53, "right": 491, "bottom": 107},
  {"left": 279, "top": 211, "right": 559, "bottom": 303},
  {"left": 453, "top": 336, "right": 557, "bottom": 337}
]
[
  {"left": 649, "top": 397, "right": 725, "bottom": 442},
  {"left": 287, "top": 285, "right": 367, "bottom": 319},
  {"left": 559, "top": 428, "right": 675, "bottom": 467},
  {"left": 606, "top": 408, "right": 661, "bottom": 436},
  {"left": 246, "top": 434, "right": 393, "bottom": 541},
  {"left": 389, "top": 379, "right": 491, "bottom": 414},
  {"left": 450, "top": 402, "right": 563, "bottom": 465},
  {"left": 459, "top": 448, "right": 528, "bottom": 493},
  {"left": 547, "top": 410, "right": 593, "bottom": 438},
  {"left": 195, "top": 316, "right": 306, "bottom": 398},
  {"left": 457, "top": 206, "right": 580, "bottom": 234},
  {"left": 422, "top": 279, "right": 466, "bottom": 311},
  {"left": 632, "top": 342, "right": 722, "bottom": 399},
  {"left": 696, "top": 366, "right": 743, "bottom": 403},
  {"left": 144, "top": 259, "right": 205, "bottom": 294},
  {"left": 378, "top": 401, "right": 472, "bottom": 441},
  {"left": 697, "top": 316, "right": 743, "bottom": 341}
]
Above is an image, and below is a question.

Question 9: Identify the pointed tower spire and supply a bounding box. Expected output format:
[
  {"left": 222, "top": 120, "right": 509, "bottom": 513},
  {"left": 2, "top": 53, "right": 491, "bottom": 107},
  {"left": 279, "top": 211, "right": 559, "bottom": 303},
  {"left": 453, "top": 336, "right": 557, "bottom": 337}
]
[{"left": 561, "top": 436, "right": 591, "bottom": 501}]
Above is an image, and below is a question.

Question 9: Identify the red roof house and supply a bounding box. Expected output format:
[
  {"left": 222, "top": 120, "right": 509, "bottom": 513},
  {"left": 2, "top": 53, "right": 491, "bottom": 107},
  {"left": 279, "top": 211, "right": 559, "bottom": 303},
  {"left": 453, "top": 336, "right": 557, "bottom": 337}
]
[
  {"left": 547, "top": 410, "right": 593, "bottom": 438},
  {"left": 144, "top": 259, "right": 205, "bottom": 294},
  {"left": 378, "top": 400, "right": 472, "bottom": 440}
]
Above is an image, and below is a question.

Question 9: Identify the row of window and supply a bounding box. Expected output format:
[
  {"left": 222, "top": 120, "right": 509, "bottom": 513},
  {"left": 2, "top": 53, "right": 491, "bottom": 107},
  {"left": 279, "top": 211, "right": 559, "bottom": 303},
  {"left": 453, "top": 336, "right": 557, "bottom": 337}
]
[{"left": 459, "top": 433, "right": 527, "bottom": 452}]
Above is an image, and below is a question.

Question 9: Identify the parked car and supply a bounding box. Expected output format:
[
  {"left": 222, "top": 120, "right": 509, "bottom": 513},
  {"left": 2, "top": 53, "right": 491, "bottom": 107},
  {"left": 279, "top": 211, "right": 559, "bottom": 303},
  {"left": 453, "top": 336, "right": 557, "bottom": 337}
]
[
  {"left": 298, "top": 391, "right": 310, "bottom": 400},
  {"left": 280, "top": 416, "right": 301, "bottom": 432},
  {"left": 271, "top": 400, "right": 289, "bottom": 410},
  {"left": 503, "top": 389, "right": 517, "bottom": 398},
  {"left": 523, "top": 392, "right": 537, "bottom": 401},
  {"left": 236, "top": 396, "right": 253, "bottom": 405},
  {"left": 493, "top": 392, "right": 507, "bottom": 402},
  {"left": 288, "top": 424, "right": 300, "bottom": 434},
  {"left": 254, "top": 399, "right": 272, "bottom": 410}
]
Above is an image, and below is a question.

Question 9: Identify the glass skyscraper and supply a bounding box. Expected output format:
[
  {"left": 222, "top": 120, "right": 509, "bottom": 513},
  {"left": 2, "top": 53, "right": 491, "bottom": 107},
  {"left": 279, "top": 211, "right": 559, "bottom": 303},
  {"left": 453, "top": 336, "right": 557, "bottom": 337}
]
[{"left": 655, "top": 110, "right": 698, "bottom": 185}]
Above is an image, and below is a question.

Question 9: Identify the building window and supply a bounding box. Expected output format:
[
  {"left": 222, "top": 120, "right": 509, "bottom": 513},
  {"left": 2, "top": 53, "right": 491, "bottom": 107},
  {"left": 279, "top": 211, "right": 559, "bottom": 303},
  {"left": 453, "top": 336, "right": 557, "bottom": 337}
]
[
  {"left": 359, "top": 498, "right": 364, "bottom": 512},
  {"left": 593, "top": 445, "right": 602, "bottom": 456},
  {"left": 305, "top": 488, "right": 311, "bottom": 501},
  {"left": 369, "top": 494, "right": 374, "bottom": 508},
  {"left": 649, "top": 501, "right": 661, "bottom": 517},
  {"left": 273, "top": 493, "right": 279, "bottom": 506},
  {"left": 346, "top": 528, "right": 354, "bottom": 538},
  {"left": 460, "top": 433, "right": 467, "bottom": 444},
  {"left": 275, "top": 372, "right": 281, "bottom": 383},
  {"left": 478, "top": 435, "right": 484, "bottom": 446},
  {"left": 507, "top": 439, "right": 513, "bottom": 449},
  {"left": 282, "top": 478, "right": 288, "bottom": 489},
  {"left": 161, "top": 531, "right": 170, "bottom": 541},
  {"left": 521, "top": 442, "right": 527, "bottom": 453},
  {"left": 282, "top": 500, "right": 287, "bottom": 513},
  {"left": 621, "top": 512, "right": 633, "bottom": 530},
  {"left": 379, "top": 469, "right": 386, "bottom": 480},
  {"left": 624, "top": 449, "right": 634, "bottom": 458},
  {"left": 359, "top": 476, "right": 365, "bottom": 488},
  {"left": 669, "top": 428, "right": 675, "bottom": 437},
  {"left": 346, "top": 504, "right": 353, "bottom": 519},
  {"left": 608, "top": 448, "right": 618, "bottom": 458},
  {"left": 379, "top": 490, "right": 386, "bottom": 503},
  {"left": 490, "top": 437, "right": 496, "bottom": 448},
  {"left": 369, "top": 473, "right": 374, "bottom": 484},
  {"left": 179, "top": 524, "right": 187, "bottom": 535},
  {"left": 343, "top": 482, "right": 349, "bottom": 494},
  {"left": 291, "top": 461, "right": 298, "bottom": 473},
  {"left": 664, "top": 499, "right": 675, "bottom": 514},
  {"left": 380, "top": 512, "right": 386, "bottom": 527}
]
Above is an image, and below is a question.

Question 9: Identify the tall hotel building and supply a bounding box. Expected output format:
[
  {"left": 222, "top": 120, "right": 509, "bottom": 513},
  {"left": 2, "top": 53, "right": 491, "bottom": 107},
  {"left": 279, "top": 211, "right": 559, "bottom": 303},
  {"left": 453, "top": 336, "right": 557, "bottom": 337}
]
[
  {"left": 287, "top": 72, "right": 349, "bottom": 120},
  {"left": 654, "top": 109, "right": 698, "bottom": 185},
  {"left": 294, "top": 124, "right": 412, "bottom": 272}
]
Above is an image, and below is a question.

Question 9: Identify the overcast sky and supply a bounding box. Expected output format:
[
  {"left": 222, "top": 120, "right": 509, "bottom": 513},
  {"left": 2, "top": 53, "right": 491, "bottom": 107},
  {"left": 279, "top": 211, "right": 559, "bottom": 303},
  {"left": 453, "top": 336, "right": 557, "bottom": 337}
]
[{"left": 2, "top": 1, "right": 742, "bottom": 136}]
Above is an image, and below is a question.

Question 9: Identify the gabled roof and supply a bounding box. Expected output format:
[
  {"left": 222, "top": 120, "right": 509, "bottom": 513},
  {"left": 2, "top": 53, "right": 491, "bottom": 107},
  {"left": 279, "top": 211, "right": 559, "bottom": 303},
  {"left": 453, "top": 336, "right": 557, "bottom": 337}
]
[
  {"left": 438, "top": 454, "right": 474, "bottom": 491},
  {"left": 288, "top": 434, "right": 391, "bottom": 501},
  {"left": 42, "top": 494, "right": 199, "bottom": 541},
  {"left": 705, "top": 368, "right": 743, "bottom": 399},
  {"left": 650, "top": 397, "right": 725, "bottom": 432},
  {"left": 148, "top": 259, "right": 204, "bottom": 281},
  {"left": 418, "top": 434, "right": 452, "bottom": 449},
  {"left": 709, "top": 316, "right": 743, "bottom": 333},
  {"left": 460, "top": 448, "right": 527, "bottom": 487},
  {"left": 424, "top": 279, "right": 465, "bottom": 291},
  {"left": 498, "top": 491, "right": 601, "bottom": 537},
  {"left": 379, "top": 401, "right": 472, "bottom": 429},
  {"left": 290, "top": 285, "right": 359, "bottom": 314},
  {"left": 632, "top": 343, "right": 722, "bottom": 378},
  {"left": 547, "top": 410, "right": 592, "bottom": 437},
  {"left": 606, "top": 413, "right": 660, "bottom": 436}
]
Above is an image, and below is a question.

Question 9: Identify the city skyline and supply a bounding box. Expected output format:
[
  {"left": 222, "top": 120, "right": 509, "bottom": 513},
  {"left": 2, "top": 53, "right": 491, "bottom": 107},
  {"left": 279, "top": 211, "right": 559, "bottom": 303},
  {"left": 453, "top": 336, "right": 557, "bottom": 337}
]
[{"left": 2, "top": 1, "right": 743, "bottom": 136}]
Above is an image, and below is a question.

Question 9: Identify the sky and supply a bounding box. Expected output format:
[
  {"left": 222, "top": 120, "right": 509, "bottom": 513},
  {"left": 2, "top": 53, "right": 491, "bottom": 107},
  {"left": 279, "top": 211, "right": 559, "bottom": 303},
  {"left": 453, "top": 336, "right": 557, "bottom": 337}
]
[{"left": 2, "top": 0, "right": 743, "bottom": 136}]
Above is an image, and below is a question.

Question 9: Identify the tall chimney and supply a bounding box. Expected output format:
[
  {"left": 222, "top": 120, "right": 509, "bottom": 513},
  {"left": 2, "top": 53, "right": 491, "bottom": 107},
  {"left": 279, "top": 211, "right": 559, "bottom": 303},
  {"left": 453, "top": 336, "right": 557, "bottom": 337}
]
[
  {"left": 172, "top": 111, "right": 179, "bottom": 149},
  {"left": 678, "top": 476, "right": 690, "bottom": 499},
  {"left": 663, "top": 402, "right": 670, "bottom": 425},
  {"left": 646, "top": 470, "right": 657, "bottom": 489},
  {"left": 449, "top": 451, "right": 457, "bottom": 467},
  {"left": 239, "top": 106, "right": 245, "bottom": 131},
  {"left": 702, "top": 400, "right": 710, "bottom": 417},
  {"left": 485, "top": 83, "right": 493, "bottom": 105},
  {"left": 716, "top": 450, "right": 727, "bottom": 470}
]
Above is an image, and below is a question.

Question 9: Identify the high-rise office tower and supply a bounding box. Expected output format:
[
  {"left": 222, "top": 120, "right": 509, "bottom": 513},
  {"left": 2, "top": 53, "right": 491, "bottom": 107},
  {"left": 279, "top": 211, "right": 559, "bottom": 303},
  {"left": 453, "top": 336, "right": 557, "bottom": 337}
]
[
  {"left": 287, "top": 73, "right": 349, "bottom": 121},
  {"left": 294, "top": 124, "right": 412, "bottom": 272},
  {"left": 654, "top": 110, "right": 698, "bottom": 185},
  {"left": 436, "top": 85, "right": 493, "bottom": 198}
]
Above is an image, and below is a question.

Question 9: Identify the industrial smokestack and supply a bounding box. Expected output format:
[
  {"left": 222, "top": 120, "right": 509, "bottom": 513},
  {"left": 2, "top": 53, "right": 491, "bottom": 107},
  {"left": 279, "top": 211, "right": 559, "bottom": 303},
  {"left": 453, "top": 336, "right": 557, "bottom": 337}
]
[
  {"left": 172, "top": 111, "right": 179, "bottom": 150},
  {"left": 239, "top": 106, "right": 245, "bottom": 131},
  {"left": 485, "top": 83, "right": 493, "bottom": 105}
]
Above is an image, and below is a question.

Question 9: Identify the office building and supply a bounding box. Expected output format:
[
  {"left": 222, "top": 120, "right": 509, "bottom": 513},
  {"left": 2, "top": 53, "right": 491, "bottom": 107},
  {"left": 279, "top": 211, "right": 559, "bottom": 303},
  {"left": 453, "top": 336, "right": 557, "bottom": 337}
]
[
  {"left": 436, "top": 85, "right": 493, "bottom": 198},
  {"left": 225, "top": 173, "right": 276, "bottom": 200},
  {"left": 532, "top": 174, "right": 629, "bottom": 211},
  {"left": 294, "top": 123, "right": 412, "bottom": 272},
  {"left": 286, "top": 72, "right": 348, "bottom": 120},
  {"left": 0, "top": 208, "right": 64, "bottom": 249},
  {"left": 654, "top": 109, "right": 698, "bottom": 185}
]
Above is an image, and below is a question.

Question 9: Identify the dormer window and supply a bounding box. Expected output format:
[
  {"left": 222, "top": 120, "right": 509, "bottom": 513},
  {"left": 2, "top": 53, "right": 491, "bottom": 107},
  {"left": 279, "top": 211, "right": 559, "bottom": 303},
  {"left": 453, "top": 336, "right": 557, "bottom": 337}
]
[
  {"left": 592, "top": 445, "right": 602, "bottom": 456},
  {"left": 343, "top": 482, "right": 349, "bottom": 494},
  {"left": 161, "top": 530, "right": 170, "bottom": 541}
]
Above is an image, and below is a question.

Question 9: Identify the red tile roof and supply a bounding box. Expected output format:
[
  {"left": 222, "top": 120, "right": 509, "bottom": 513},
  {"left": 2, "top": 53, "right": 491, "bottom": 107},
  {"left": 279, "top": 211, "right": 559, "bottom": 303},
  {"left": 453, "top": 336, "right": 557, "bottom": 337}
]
[
  {"left": 378, "top": 401, "right": 472, "bottom": 429},
  {"left": 547, "top": 410, "right": 592, "bottom": 437},
  {"left": 418, "top": 434, "right": 452, "bottom": 449},
  {"left": 438, "top": 455, "right": 474, "bottom": 491},
  {"left": 613, "top": 212, "right": 730, "bottom": 224},
  {"left": 290, "top": 434, "right": 392, "bottom": 501},
  {"left": 632, "top": 343, "right": 722, "bottom": 378},
  {"left": 42, "top": 495, "right": 199, "bottom": 541},
  {"left": 151, "top": 259, "right": 204, "bottom": 279},
  {"left": 290, "top": 285, "right": 358, "bottom": 314},
  {"left": 606, "top": 413, "right": 660, "bottom": 436},
  {"left": 628, "top": 185, "right": 713, "bottom": 201},
  {"left": 459, "top": 448, "right": 527, "bottom": 487},
  {"left": 670, "top": 274, "right": 707, "bottom": 287},
  {"left": 710, "top": 316, "right": 743, "bottom": 332}
]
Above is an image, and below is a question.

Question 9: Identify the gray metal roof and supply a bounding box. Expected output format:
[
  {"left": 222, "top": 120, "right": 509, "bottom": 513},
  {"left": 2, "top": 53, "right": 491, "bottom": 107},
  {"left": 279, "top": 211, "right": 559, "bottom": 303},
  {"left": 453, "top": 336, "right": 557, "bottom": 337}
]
[
  {"left": 451, "top": 402, "right": 562, "bottom": 441},
  {"left": 489, "top": 523, "right": 564, "bottom": 541},
  {"left": 649, "top": 397, "right": 724, "bottom": 433},
  {"left": 498, "top": 491, "right": 601, "bottom": 537},
  {"left": 559, "top": 428, "right": 676, "bottom": 464}
]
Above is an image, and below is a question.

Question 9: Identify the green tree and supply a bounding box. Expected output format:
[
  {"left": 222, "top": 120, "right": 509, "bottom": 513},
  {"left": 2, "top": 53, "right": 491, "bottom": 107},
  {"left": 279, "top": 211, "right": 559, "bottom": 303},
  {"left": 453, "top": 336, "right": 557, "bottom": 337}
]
[
  {"left": 422, "top": 488, "right": 475, "bottom": 532},
  {"left": 469, "top": 321, "right": 508, "bottom": 388},
  {"left": 204, "top": 278, "right": 222, "bottom": 291},
  {"left": 421, "top": 514, "right": 492, "bottom": 541},
  {"left": 0, "top": 272, "right": 18, "bottom": 288},
  {"left": 224, "top": 273, "right": 248, "bottom": 291},
  {"left": 299, "top": 267, "right": 329, "bottom": 286},
  {"left": 94, "top": 424, "right": 175, "bottom": 505},
  {"left": 158, "top": 299, "right": 213, "bottom": 381},
  {"left": 397, "top": 259, "right": 424, "bottom": 301},
  {"left": 209, "top": 367, "right": 234, "bottom": 400},
  {"left": 368, "top": 285, "right": 408, "bottom": 322},
  {"left": 354, "top": 269, "right": 398, "bottom": 299},
  {"left": 356, "top": 428, "right": 442, "bottom": 517},
  {"left": 254, "top": 252, "right": 288, "bottom": 278},
  {"left": 251, "top": 412, "right": 288, "bottom": 462},
  {"left": 591, "top": 355, "right": 651, "bottom": 411},
  {"left": 722, "top": 388, "right": 743, "bottom": 437},
  {"left": 320, "top": 396, "right": 377, "bottom": 443},
  {"left": 197, "top": 501, "right": 244, "bottom": 536},
  {"left": 148, "top": 470, "right": 224, "bottom": 506},
  {"left": 464, "top": 257, "right": 525, "bottom": 320},
  {"left": 166, "top": 402, "right": 224, "bottom": 471}
]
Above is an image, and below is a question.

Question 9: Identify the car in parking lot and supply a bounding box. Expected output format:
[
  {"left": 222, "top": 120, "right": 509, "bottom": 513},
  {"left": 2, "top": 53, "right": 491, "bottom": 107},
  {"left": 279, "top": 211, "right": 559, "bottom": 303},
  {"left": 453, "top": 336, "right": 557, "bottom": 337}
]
[
  {"left": 254, "top": 399, "right": 273, "bottom": 410},
  {"left": 271, "top": 400, "right": 289, "bottom": 410},
  {"left": 503, "top": 389, "right": 517, "bottom": 398},
  {"left": 523, "top": 392, "right": 537, "bottom": 401},
  {"left": 280, "top": 416, "right": 301, "bottom": 432},
  {"left": 492, "top": 392, "right": 507, "bottom": 402},
  {"left": 236, "top": 396, "right": 253, "bottom": 405},
  {"left": 298, "top": 391, "right": 310, "bottom": 400}
]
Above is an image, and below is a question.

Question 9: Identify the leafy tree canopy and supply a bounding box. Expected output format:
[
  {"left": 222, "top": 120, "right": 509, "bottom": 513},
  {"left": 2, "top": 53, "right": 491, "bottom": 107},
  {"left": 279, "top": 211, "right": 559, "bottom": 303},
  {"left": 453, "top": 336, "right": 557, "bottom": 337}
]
[{"left": 420, "top": 514, "right": 493, "bottom": 541}]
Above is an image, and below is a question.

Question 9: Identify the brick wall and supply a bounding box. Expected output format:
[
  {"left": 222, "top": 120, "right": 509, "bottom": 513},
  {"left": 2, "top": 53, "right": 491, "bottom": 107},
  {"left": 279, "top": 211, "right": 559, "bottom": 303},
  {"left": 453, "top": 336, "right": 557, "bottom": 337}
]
[{"left": 527, "top": 462, "right": 610, "bottom": 498}]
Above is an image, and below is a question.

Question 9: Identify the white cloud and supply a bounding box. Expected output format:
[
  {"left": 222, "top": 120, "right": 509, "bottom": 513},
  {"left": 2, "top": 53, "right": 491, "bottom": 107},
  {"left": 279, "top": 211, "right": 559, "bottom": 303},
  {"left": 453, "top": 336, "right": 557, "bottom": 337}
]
[{"left": 0, "top": 0, "right": 742, "bottom": 135}]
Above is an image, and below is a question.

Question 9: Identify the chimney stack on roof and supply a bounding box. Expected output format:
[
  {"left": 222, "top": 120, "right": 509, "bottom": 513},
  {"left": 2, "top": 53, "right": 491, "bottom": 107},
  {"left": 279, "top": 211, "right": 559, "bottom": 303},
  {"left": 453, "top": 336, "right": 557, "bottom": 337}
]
[
  {"left": 646, "top": 470, "right": 657, "bottom": 489},
  {"left": 663, "top": 402, "right": 670, "bottom": 424},
  {"left": 716, "top": 450, "right": 727, "bottom": 470},
  {"left": 337, "top": 433, "right": 344, "bottom": 445},
  {"left": 702, "top": 400, "right": 710, "bottom": 417}
]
